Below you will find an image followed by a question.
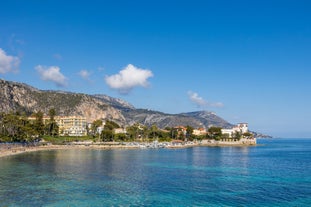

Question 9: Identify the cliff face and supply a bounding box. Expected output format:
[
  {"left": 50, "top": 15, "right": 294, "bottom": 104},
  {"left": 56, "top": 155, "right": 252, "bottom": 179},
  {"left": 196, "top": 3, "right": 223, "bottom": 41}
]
[
  {"left": 0, "top": 79, "right": 233, "bottom": 129},
  {"left": 0, "top": 80, "right": 38, "bottom": 113},
  {"left": 0, "top": 79, "right": 126, "bottom": 123}
]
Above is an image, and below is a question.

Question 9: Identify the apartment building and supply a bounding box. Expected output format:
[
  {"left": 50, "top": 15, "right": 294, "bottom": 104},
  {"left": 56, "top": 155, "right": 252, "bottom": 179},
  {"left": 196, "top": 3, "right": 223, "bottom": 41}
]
[
  {"left": 55, "top": 116, "right": 87, "bottom": 136},
  {"left": 28, "top": 115, "right": 87, "bottom": 136}
]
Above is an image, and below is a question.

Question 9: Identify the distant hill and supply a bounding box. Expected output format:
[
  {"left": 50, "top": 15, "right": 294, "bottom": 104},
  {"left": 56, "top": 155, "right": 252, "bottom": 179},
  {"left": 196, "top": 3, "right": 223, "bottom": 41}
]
[
  {"left": 122, "top": 109, "right": 232, "bottom": 129},
  {"left": 0, "top": 79, "right": 241, "bottom": 131}
]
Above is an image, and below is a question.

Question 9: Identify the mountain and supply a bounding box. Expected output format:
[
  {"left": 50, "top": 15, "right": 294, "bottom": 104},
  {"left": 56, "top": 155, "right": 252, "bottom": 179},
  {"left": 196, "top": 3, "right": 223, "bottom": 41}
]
[
  {"left": 180, "top": 111, "right": 233, "bottom": 128},
  {"left": 250, "top": 131, "right": 273, "bottom": 138},
  {"left": 122, "top": 109, "right": 232, "bottom": 129},
  {"left": 0, "top": 79, "right": 233, "bottom": 129},
  {"left": 93, "top": 94, "right": 135, "bottom": 110},
  {"left": 0, "top": 79, "right": 126, "bottom": 124}
]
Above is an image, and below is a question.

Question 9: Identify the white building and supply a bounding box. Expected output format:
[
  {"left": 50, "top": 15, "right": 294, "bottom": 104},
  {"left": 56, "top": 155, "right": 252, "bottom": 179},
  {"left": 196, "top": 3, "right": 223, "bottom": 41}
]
[
  {"left": 235, "top": 123, "right": 248, "bottom": 134},
  {"left": 29, "top": 115, "right": 87, "bottom": 136},
  {"left": 221, "top": 123, "right": 248, "bottom": 138}
]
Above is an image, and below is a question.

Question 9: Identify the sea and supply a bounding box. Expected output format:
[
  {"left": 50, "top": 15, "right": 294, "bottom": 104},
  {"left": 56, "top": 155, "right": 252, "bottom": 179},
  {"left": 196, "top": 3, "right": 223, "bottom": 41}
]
[{"left": 0, "top": 138, "right": 310, "bottom": 207}]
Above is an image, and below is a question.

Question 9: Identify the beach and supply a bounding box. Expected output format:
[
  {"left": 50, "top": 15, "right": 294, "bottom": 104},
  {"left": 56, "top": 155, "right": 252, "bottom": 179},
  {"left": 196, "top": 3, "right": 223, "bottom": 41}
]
[
  {"left": 0, "top": 138, "right": 257, "bottom": 158},
  {"left": 0, "top": 144, "right": 79, "bottom": 158},
  {"left": 0, "top": 143, "right": 146, "bottom": 158}
]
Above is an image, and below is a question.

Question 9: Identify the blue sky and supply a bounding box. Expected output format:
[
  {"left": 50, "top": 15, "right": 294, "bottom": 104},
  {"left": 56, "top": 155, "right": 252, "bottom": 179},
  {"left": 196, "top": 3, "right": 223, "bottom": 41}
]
[{"left": 1, "top": 0, "right": 311, "bottom": 137}]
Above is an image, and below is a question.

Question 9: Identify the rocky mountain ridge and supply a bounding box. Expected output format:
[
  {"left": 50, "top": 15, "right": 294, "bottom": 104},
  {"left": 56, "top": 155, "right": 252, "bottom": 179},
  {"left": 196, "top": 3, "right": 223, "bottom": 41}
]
[
  {"left": 0, "top": 79, "right": 233, "bottom": 129},
  {"left": 0, "top": 79, "right": 126, "bottom": 124}
]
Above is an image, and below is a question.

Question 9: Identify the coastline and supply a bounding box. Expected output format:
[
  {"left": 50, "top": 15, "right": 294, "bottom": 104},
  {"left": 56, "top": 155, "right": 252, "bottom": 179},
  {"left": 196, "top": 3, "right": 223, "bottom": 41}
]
[
  {"left": 0, "top": 139, "right": 257, "bottom": 158},
  {"left": 0, "top": 144, "right": 140, "bottom": 158}
]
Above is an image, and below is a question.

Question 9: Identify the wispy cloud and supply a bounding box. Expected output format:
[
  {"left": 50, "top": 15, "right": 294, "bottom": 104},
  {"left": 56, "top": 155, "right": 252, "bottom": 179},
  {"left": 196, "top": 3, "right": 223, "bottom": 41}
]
[
  {"left": 188, "top": 91, "right": 224, "bottom": 108},
  {"left": 0, "top": 48, "right": 20, "bottom": 74},
  {"left": 105, "top": 64, "right": 153, "bottom": 94},
  {"left": 78, "top": 69, "right": 91, "bottom": 80},
  {"left": 35, "top": 65, "right": 67, "bottom": 87}
]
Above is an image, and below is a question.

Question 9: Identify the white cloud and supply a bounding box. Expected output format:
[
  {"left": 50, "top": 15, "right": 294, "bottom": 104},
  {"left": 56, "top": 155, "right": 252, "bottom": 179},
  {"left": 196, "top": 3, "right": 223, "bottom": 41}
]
[
  {"left": 78, "top": 69, "right": 91, "bottom": 80},
  {"left": 35, "top": 65, "right": 67, "bottom": 87},
  {"left": 188, "top": 91, "right": 207, "bottom": 106},
  {"left": 105, "top": 64, "right": 153, "bottom": 94},
  {"left": 0, "top": 48, "right": 20, "bottom": 74},
  {"left": 188, "top": 91, "right": 224, "bottom": 108}
]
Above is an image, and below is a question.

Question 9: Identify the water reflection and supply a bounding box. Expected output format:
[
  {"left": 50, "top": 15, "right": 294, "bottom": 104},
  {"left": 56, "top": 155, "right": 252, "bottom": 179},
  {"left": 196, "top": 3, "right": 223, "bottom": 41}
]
[{"left": 0, "top": 140, "right": 310, "bottom": 206}]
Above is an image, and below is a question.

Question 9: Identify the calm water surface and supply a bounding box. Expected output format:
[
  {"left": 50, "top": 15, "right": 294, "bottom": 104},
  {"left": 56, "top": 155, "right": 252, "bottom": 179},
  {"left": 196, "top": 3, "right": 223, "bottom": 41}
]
[{"left": 0, "top": 138, "right": 310, "bottom": 206}]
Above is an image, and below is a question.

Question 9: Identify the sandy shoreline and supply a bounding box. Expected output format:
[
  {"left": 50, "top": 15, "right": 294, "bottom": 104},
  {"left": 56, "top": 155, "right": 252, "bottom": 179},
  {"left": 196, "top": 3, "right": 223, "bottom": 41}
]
[
  {"left": 0, "top": 144, "right": 140, "bottom": 158},
  {"left": 0, "top": 141, "right": 257, "bottom": 158}
]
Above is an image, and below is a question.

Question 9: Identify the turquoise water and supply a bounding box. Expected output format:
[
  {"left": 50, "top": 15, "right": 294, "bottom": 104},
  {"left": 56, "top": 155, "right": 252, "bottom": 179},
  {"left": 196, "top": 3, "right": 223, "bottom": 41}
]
[{"left": 0, "top": 138, "right": 310, "bottom": 206}]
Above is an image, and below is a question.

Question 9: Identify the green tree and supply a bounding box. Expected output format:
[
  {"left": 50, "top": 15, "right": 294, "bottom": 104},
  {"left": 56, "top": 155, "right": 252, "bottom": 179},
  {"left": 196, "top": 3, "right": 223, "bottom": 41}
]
[
  {"left": 18, "top": 112, "right": 33, "bottom": 141},
  {"left": 221, "top": 133, "right": 230, "bottom": 140},
  {"left": 48, "top": 108, "right": 56, "bottom": 122},
  {"left": 104, "top": 120, "right": 120, "bottom": 130},
  {"left": 0, "top": 112, "right": 32, "bottom": 142},
  {"left": 208, "top": 126, "right": 222, "bottom": 140},
  {"left": 0, "top": 112, "right": 6, "bottom": 141},
  {"left": 148, "top": 124, "right": 159, "bottom": 141},
  {"left": 91, "top": 119, "right": 103, "bottom": 136},
  {"left": 186, "top": 125, "right": 194, "bottom": 141},
  {"left": 0, "top": 111, "right": 46, "bottom": 142},
  {"left": 196, "top": 135, "right": 205, "bottom": 141},
  {"left": 46, "top": 108, "right": 58, "bottom": 136},
  {"left": 157, "top": 129, "right": 171, "bottom": 142},
  {"left": 232, "top": 131, "right": 242, "bottom": 140},
  {"left": 114, "top": 133, "right": 127, "bottom": 142},
  {"left": 101, "top": 129, "right": 113, "bottom": 142},
  {"left": 2, "top": 112, "right": 19, "bottom": 141},
  {"left": 126, "top": 123, "right": 144, "bottom": 141},
  {"left": 101, "top": 120, "right": 122, "bottom": 142},
  {"left": 243, "top": 132, "right": 253, "bottom": 138},
  {"left": 33, "top": 111, "right": 44, "bottom": 136},
  {"left": 168, "top": 127, "right": 177, "bottom": 139}
]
